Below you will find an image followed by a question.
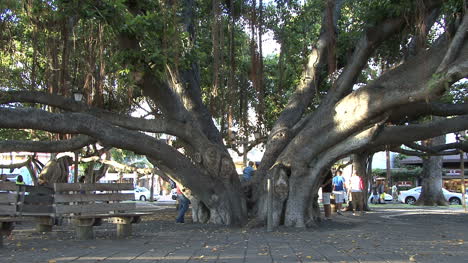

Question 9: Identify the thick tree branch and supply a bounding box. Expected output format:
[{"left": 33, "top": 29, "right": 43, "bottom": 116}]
[
  {"left": 81, "top": 156, "right": 153, "bottom": 174},
  {"left": 0, "top": 135, "right": 95, "bottom": 153},
  {"left": 0, "top": 91, "right": 84, "bottom": 111},
  {"left": 0, "top": 158, "right": 31, "bottom": 169},
  {"left": 117, "top": 2, "right": 223, "bottom": 146},
  {"left": 436, "top": 13, "right": 468, "bottom": 73},
  {"left": 371, "top": 115, "right": 468, "bottom": 147},
  {"left": 0, "top": 91, "right": 200, "bottom": 143},
  {"left": 284, "top": 37, "right": 468, "bottom": 165},
  {"left": 404, "top": 142, "right": 439, "bottom": 154},
  {"left": 0, "top": 107, "right": 221, "bottom": 203},
  {"left": 328, "top": 18, "right": 406, "bottom": 102},
  {"left": 307, "top": 124, "right": 383, "bottom": 174},
  {"left": 328, "top": 0, "right": 444, "bottom": 104},
  {"left": 259, "top": 0, "right": 343, "bottom": 171},
  {"left": 388, "top": 102, "right": 468, "bottom": 123},
  {"left": 402, "top": 140, "right": 468, "bottom": 155},
  {"left": 390, "top": 146, "right": 462, "bottom": 157}
]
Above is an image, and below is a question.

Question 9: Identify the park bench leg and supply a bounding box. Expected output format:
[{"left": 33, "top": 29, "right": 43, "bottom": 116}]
[
  {"left": 1, "top": 222, "right": 14, "bottom": 248},
  {"left": 36, "top": 217, "right": 54, "bottom": 232},
  {"left": 111, "top": 217, "right": 134, "bottom": 239},
  {"left": 72, "top": 218, "right": 96, "bottom": 240},
  {"left": 116, "top": 224, "right": 132, "bottom": 238}
]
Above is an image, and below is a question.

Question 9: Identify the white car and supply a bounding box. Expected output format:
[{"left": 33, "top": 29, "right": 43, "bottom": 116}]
[
  {"left": 134, "top": 186, "right": 159, "bottom": 201},
  {"left": 368, "top": 193, "right": 393, "bottom": 203},
  {"left": 398, "top": 186, "right": 465, "bottom": 205}
]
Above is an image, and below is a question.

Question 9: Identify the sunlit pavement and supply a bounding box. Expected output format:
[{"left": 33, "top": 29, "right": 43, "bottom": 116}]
[{"left": 3, "top": 205, "right": 468, "bottom": 263}]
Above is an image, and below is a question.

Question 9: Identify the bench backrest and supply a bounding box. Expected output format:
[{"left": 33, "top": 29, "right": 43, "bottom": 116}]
[
  {"left": 22, "top": 185, "right": 55, "bottom": 215},
  {"left": 0, "top": 182, "right": 55, "bottom": 216},
  {"left": 0, "top": 182, "right": 22, "bottom": 216},
  {"left": 53, "top": 183, "right": 136, "bottom": 216}
]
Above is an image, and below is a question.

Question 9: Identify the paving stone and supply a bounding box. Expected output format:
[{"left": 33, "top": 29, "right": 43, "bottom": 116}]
[{"left": 2, "top": 206, "right": 468, "bottom": 263}]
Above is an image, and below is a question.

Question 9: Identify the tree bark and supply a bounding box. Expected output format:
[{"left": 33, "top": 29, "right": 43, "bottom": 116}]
[
  {"left": 415, "top": 131, "right": 448, "bottom": 206},
  {"left": 38, "top": 156, "right": 73, "bottom": 186},
  {"left": 353, "top": 152, "right": 371, "bottom": 211}
]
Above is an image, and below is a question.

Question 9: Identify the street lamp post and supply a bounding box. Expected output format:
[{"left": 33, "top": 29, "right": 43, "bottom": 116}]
[{"left": 72, "top": 90, "right": 83, "bottom": 183}]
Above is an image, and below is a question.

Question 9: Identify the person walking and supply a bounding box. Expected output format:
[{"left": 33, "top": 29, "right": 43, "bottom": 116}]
[
  {"left": 242, "top": 161, "right": 255, "bottom": 181},
  {"left": 349, "top": 171, "right": 364, "bottom": 216},
  {"left": 332, "top": 170, "right": 346, "bottom": 215},
  {"left": 321, "top": 170, "right": 333, "bottom": 220},
  {"left": 176, "top": 185, "right": 190, "bottom": 223}
]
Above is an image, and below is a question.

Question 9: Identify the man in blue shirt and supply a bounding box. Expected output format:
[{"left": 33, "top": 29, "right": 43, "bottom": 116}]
[
  {"left": 332, "top": 170, "right": 345, "bottom": 215},
  {"left": 242, "top": 161, "right": 255, "bottom": 181}
]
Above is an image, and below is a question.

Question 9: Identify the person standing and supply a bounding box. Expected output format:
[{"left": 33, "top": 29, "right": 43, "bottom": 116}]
[
  {"left": 176, "top": 185, "right": 190, "bottom": 223},
  {"left": 391, "top": 184, "right": 398, "bottom": 202},
  {"left": 332, "top": 170, "right": 345, "bottom": 215},
  {"left": 377, "top": 181, "right": 385, "bottom": 204},
  {"left": 371, "top": 182, "right": 379, "bottom": 204},
  {"left": 242, "top": 161, "right": 255, "bottom": 181},
  {"left": 15, "top": 175, "right": 25, "bottom": 185},
  {"left": 321, "top": 170, "right": 333, "bottom": 220},
  {"left": 349, "top": 171, "right": 364, "bottom": 216}
]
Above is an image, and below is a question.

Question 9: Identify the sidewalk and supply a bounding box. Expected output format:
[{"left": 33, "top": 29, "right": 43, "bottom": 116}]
[{"left": 2, "top": 205, "right": 468, "bottom": 262}]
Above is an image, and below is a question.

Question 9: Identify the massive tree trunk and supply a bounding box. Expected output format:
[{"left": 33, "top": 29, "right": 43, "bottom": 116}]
[
  {"left": 353, "top": 152, "right": 372, "bottom": 211},
  {"left": 415, "top": 133, "right": 448, "bottom": 206},
  {"left": 253, "top": 3, "right": 468, "bottom": 227}
]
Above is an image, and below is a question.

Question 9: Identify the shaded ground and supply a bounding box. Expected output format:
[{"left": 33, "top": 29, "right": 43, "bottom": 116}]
[{"left": 2, "top": 204, "right": 468, "bottom": 263}]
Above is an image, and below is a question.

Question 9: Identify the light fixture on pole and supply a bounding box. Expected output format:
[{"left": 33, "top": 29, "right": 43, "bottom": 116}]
[
  {"left": 254, "top": 132, "right": 261, "bottom": 140},
  {"left": 73, "top": 90, "right": 83, "bottom": 102}
]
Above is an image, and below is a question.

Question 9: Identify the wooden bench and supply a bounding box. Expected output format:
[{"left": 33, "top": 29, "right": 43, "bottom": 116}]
[
  {"left": 19, "top": 185, "right": 55, "bottom": 232},
  {"left": 53, "top": 183, "right": 150, "bottom": 239},
  {"left": 0, "top": 182, "right": 27, "bottom": 247}
]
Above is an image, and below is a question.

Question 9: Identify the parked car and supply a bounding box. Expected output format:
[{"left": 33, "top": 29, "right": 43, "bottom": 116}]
[
  {"left": 398, "top": 186, "right": 465, "bottom": 205},
  {"left": 368, "top": 193, "right": 393, "bottom": 203},
  {"left": 133, "top": 186, "right": 159, "bottom": 201}
]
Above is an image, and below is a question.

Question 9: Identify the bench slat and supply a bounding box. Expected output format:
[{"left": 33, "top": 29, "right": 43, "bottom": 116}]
[
  {"left": 0, "top": 193, "right": 18, "bottom": 203},
  {"left": 55, "top": 193, "right": 134, "bottom": 203},
  {"left": 26, "top": 186, "right": 54, "bottom": 195},
  {"left": 21, "top": 204, "right": 54, "bottom": 214},
  {"left": 0, "top": 205, "right": 16, "bottom": 216},
  {"left": 54, "top": 183, "right": 134, "bottom": 192},
  {"left": 0, "top": 182, "right": 18, "bottom": 191},
  {"left": 55, "top": 202, "right": 136, "bottom": 215},
  {"left": 24, "top": 194, "right": 54, "bottom": 205}
]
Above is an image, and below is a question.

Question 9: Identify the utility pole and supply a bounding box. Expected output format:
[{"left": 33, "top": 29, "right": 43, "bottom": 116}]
[
  {"left": 457, "top": 131, "right": 466, "bottom": 212},
  {"left": 386, "top": 147, "right": 391, "bottom": 191},
  {"left": 461, "top": 149, "right": 466, "bottom": 212},
  {"left": 74, "top": 151, "right": 79, "bottom": 183}
]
